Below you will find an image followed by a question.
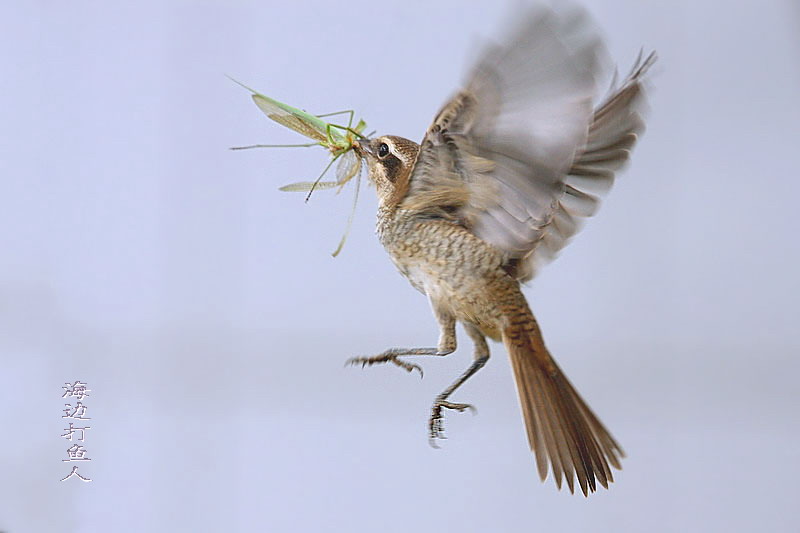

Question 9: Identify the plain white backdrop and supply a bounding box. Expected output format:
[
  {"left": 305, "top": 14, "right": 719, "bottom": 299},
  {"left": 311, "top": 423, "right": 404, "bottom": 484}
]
[{"left": 1, "top": 1, "right": 799, "bottom": 531}]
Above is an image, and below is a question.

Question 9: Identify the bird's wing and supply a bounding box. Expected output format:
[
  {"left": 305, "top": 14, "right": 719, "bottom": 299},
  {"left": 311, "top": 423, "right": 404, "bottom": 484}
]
[{"left": 401, "top": 7, "right": 654, "bottom": 281}]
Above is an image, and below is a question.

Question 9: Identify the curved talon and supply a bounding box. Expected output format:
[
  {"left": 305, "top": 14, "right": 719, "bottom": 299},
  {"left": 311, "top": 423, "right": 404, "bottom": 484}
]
[
  {"left": 439, "top": 400, "right": 476, "bottom": 414},
  {"left": 393, "top": 358, "right": 424, "bottom": 377}
]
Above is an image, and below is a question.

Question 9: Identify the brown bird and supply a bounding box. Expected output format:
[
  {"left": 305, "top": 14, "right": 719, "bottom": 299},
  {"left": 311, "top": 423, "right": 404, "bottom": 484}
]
[{"left": 346, "top": 7, "right": 654, "bottom": 496}]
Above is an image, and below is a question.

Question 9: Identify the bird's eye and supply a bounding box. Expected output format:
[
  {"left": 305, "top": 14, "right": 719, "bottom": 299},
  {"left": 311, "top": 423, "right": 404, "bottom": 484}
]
[{"left": 378, "top": 143, "right": 390, "bottom": 158}]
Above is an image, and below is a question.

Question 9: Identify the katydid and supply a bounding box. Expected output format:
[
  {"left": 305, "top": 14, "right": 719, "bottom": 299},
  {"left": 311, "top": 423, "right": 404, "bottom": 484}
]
[{"left": 230, "top": 77, "right": 368, "bottom": 256}]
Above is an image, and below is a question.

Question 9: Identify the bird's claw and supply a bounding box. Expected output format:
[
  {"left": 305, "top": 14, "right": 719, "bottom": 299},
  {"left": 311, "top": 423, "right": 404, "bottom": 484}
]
[
  {"left": 428, "top": 398, "right": 476, "bottom": 447},
  {"left": 345, "top": 352, "right": 424, "bottom": 378}
]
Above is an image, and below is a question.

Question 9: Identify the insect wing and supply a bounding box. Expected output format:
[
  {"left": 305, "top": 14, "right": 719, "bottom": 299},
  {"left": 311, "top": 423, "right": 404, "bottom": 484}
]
[
  {"left": 334, "top": 149, "right": 361, "bottom": 189},
  {"left": 251, "top": 94, "right": 330, "bottom": 142},
  {"left": 278, "top": 181, "right": 340, "bottom": 192}
]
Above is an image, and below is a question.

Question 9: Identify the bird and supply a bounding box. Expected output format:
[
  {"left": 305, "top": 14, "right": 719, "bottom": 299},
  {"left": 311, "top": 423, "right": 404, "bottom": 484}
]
[{"left": 345, "top": 6, "right": 655, "bottom": 496}]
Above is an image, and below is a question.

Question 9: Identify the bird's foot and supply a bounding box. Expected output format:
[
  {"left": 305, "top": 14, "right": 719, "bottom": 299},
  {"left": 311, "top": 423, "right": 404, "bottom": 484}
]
[
  {"left": 346, "top": 348, "right": 439, "bottom": 378},
  {"left": 428, "top": 396, "right": 477, "bottom": 447}
]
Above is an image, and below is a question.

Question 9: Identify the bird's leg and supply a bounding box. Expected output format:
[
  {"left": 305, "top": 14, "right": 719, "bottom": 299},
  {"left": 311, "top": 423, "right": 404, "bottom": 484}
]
[
  {"left": 429, "top": 323, "right": 490, "bottom": 446},
  {"left": 346, "top": 303, "right": 456, "bottom": 378}
]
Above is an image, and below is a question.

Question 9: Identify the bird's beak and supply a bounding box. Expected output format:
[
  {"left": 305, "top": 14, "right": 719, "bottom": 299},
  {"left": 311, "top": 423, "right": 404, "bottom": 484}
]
[{"left": 354, "top": 139, "right": 373, "bottom": 158}]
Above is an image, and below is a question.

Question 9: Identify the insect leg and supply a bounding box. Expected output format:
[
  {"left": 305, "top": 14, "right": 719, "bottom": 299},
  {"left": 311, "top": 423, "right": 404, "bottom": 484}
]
[{"left": 315, "top": 109, "right": 355, "bottom": 130}]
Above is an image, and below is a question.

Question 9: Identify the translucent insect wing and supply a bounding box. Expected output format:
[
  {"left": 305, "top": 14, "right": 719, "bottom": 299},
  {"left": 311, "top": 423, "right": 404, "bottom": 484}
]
[
  {"left": 334, "top": 150, "right": 361, "bottom": 189},
  {"left": 278, "top": 181, "right": 340, "bottom": 192},
  {"left": 252, "top": 93, "right": 353, "bottom": 148},
  {"left": 251, "top": 94, "right": 331, "bottom": 142}
]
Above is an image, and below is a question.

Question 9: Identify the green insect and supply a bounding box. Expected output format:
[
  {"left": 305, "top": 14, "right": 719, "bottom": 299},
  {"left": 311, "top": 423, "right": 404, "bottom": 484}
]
[{"left": 230, "top": 77, "right": 369, "bottom": 256}]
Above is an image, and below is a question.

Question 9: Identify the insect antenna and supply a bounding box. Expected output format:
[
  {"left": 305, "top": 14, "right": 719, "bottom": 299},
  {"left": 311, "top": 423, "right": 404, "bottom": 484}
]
[
  {"left": 229, "top": 142, "right": 319, "bottom": 150},
  {"left": 331, "top": 163, "right": 362, "bottom": 257}
]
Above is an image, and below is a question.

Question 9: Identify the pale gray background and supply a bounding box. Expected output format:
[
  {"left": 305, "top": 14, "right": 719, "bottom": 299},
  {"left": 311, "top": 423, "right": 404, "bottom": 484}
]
[{"left": 1, "top": 1, "right": 799, "bottom": 532}]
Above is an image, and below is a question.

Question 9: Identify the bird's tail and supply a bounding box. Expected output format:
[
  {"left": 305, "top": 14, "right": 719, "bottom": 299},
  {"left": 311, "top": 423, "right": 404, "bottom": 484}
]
[{"left": 503, "top": 313, "right": 624, "bottom": 496}]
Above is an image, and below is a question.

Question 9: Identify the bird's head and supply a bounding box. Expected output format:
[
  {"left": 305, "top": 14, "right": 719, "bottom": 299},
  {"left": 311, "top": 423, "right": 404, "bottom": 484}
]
[{"left": 355, "top": 135, "right": 420, "bottom": 207}]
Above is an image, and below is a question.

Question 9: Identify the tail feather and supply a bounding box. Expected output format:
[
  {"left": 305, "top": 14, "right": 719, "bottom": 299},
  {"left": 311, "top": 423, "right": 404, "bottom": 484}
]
[{"left": 504, "top": 320, "right": 624, "bottom": 496}]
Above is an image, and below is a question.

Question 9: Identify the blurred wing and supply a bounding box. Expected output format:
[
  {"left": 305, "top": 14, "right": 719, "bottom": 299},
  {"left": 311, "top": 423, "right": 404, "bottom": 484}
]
[
  {"left": 403, "top": 7, "right": 653, "bottom": 280},
  {"left": 523, "top": 51, "right": 655, "bottom": 279}
]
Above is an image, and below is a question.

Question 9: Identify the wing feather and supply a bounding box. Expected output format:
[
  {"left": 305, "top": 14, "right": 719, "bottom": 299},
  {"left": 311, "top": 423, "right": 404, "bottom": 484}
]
[{"left": 403, "top": 6, "right": 654, "bottom": 281}]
